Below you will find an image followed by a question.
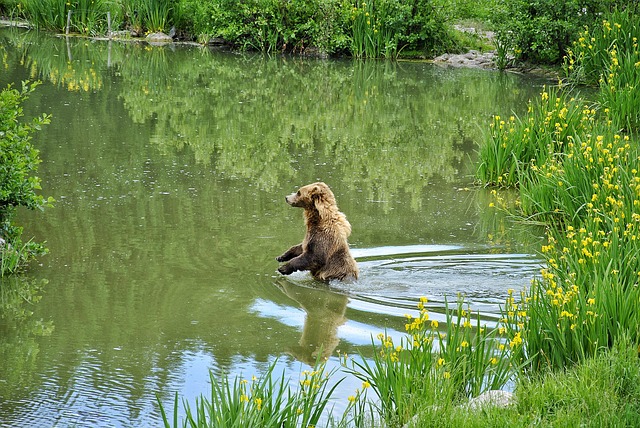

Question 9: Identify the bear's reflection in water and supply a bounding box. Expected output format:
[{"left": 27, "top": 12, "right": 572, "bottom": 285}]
[{"left": 274, "top": 278, "right": 348, "bottom": 365}]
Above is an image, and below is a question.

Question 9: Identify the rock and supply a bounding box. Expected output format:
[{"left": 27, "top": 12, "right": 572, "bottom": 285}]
[
  {"left": 433, "top": 50, "right": 497, "bottom": 70},
  {"left": 465, "top": 390, "right": 515, "bottom": 411},
  {"left": 146, "top": 32, "right": 173, "bottom": 43}
]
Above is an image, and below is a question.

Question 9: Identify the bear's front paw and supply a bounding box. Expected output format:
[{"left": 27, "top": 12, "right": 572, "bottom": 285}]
[
  {"left": 276, "top": 255, "right": 285, "bottom": 262},
  {"left": 278, "top": 264, "right": 294, "bottom": 275}
]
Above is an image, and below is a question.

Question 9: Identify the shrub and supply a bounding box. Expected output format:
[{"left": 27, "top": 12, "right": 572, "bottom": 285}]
[
  {"left": 492, "top": 0, "right": 625, "bottom": 65},
  {"left": 0, "top": 82, "right": 53, "bottom": 276}
]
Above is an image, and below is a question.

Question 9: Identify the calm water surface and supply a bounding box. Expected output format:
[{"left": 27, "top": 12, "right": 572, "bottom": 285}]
[{"left": 0, "top": 28, "right": 546, "bottom": 427}]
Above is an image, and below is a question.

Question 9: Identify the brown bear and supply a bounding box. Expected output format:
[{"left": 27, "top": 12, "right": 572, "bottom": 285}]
[{"left": 277, "top": 182, "right": 359, "bottom": 282}]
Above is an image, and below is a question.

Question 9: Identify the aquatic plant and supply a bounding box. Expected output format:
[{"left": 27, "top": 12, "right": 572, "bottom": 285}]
[
  {"left": 501, "top": 125, "right": 640, "bottom": 370},
  {"left": 564, "top": 8, "right": 640, "bottom": 132},
  {"left": 479, "top": 16, "right": 640, "bottom": 369},
  {"left": 350, "top": 0, "right": 396, "bottom": 58},
  {"left": 135, "top": 0, "right": 172, "bottom": 33},
  {"left": 19, "top": 0, "right": 115, "bottom": 35},
  {"left": 157, "top": 359, "right": 343, "bottom": 428},
  {"left": 476, "top": 85, "right": 591, "bottom": 188},
  {"left": 345, "top": 297, "right": 514, "bottom": 426}
]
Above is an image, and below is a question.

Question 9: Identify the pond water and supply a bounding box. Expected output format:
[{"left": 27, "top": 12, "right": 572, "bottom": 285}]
[{"left": 0, "top": 28, "right": 546, "bottom": 427}]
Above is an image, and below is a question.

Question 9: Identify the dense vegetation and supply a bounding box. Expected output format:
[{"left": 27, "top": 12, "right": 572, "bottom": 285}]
[
  {"left": 1, "top": 0, "right": 632, "bottom": 61},
  {"left": 0, "top": 0, "right": 466, "bottom": 58},
  {"left": 0, "top": 82, "right": 53, "bottom": 276}
]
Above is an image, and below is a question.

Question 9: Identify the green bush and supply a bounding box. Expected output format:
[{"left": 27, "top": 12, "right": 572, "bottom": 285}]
[
  {"left": 177, "top": 0, "right": 351, "bottom": 54},
  {"left": 0, "top": 82, "right": 53, "bottom": 276},
  {"left": 492, "top": 0, "right": 626, "bottom": 65}
]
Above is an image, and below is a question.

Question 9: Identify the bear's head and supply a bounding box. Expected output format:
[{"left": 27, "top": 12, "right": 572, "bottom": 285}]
[{"left": 285, "top": 182, "right": 337, "bottom": 211}]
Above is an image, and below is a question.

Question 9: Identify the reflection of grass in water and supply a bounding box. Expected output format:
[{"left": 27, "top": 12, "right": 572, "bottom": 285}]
[
  {"left": 0, "top": 277, "right": 53, "bottom": 398},
  {"left": 1, "top": 29, "right": 118, "bottom": 91}
]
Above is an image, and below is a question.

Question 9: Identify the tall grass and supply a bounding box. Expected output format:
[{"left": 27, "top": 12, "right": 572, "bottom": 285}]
[
  {"left": 476, "top": 86, "right": 593, "bottom": 188},
  {"left": 479, "top": 8, "right": 640, "bottom": 373},
  {"left": 157, "top": 359, "right": 343, "bottom": 428},
  {"left": 136, "top": 0, "right": 173, "bottom": 33},
  {"left": 20, "top": 0, "right": 68, "bottom": 31},
  {"left": 350, "top": 0, "right": 397, "bottom": 58},
  {"left": 20, "top": 0, "right": 116, "bottom": 35},
  {"left": 564, "top": 8, "right": 640, "bottom": 132}
]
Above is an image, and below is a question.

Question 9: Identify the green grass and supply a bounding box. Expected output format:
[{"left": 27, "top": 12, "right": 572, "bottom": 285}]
[{"left": 410, "top": 335, "right": 640, "bottom": 428}]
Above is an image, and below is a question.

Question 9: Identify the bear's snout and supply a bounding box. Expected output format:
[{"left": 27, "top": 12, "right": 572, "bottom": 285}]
[{"left": 285, "top": 192, "right": 303, "bottom": 207}]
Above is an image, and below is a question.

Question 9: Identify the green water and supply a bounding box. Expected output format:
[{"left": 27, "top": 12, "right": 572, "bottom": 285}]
[{"left": 0, "top": 28, "right": 545, "bottom": 426}]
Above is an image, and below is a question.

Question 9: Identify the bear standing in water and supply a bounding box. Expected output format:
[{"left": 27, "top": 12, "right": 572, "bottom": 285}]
[{"left": 277, "top": 182, "right": 359, "bottom": 282}]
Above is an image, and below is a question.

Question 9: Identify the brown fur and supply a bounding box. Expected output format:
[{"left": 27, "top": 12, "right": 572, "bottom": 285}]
[{"left": 277, "top": 182, "right": 359, "bottom": 282}]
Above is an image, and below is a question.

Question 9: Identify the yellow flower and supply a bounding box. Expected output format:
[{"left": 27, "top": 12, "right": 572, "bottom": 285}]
[
  {"left": 254, "top": 398, "right": 263, "bottom": 410},
  {"left": 443, "top": 371, "right": 451, "bottom": 379},
  {"left": 348, "top": 395, "right": 356, "bottom": 403},
  {"left": 362, "top": 381, "right": 371, "bottom": 389},
  {"left": 431, "top": 320, "right": 439, "bottom": 329},
  {"left": 437, "top": 358, "right": 445, "bottom": 367}
]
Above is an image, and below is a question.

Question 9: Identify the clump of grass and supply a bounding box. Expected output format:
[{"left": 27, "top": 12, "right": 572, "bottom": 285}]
[
  {"left": 345, "top": 297, "right": 514, "bottom": 427},
  {"left": 476, "top": 85, "right": 592, "bottom": 188},
  {"left": 136, "top": 0, "right": 173, "bottom": 33},
  {"left": 350, "top": 0, "right": 397, "bottom": 58},
  {"left": 564, "top": 8, "right": 640, "bottom": 132},
  {"left": 157, "top": 358, "right": 343, "bottom": 428},
  {"left": 20, "top": 0, "right": 68, "bottom": 31}
]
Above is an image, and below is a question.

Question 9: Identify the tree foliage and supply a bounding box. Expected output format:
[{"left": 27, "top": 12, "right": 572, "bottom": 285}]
[{"left": 0, "top": 81, "right": 53, "bottom": 275}]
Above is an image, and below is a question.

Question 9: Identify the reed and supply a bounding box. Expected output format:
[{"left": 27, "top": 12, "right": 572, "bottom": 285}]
[
  {"left": 157, "top": 358, "right": 343, "bottom": 428},
  {"left": 20, "top": 0, "right": 68, "bottom": 31},
  {"left": 136, "top": 0, "right": 172, "bottom": 33},
  {"left": 346, "top": 297, "right": 514, "bottom": 426},
  {"left": 476, "top": 85, "right": 591, "bottom": 188},
  {"left": 350, "top": 0, "right": 397, "bottom": 58}
]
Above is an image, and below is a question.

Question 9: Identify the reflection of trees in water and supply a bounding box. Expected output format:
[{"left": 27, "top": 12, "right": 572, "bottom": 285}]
[
  {"left": 1, "top": 27, "right": 545, "bottom": 207},
  {"left": 0, "top": 277, "right": 53, "bottom": 405}
]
